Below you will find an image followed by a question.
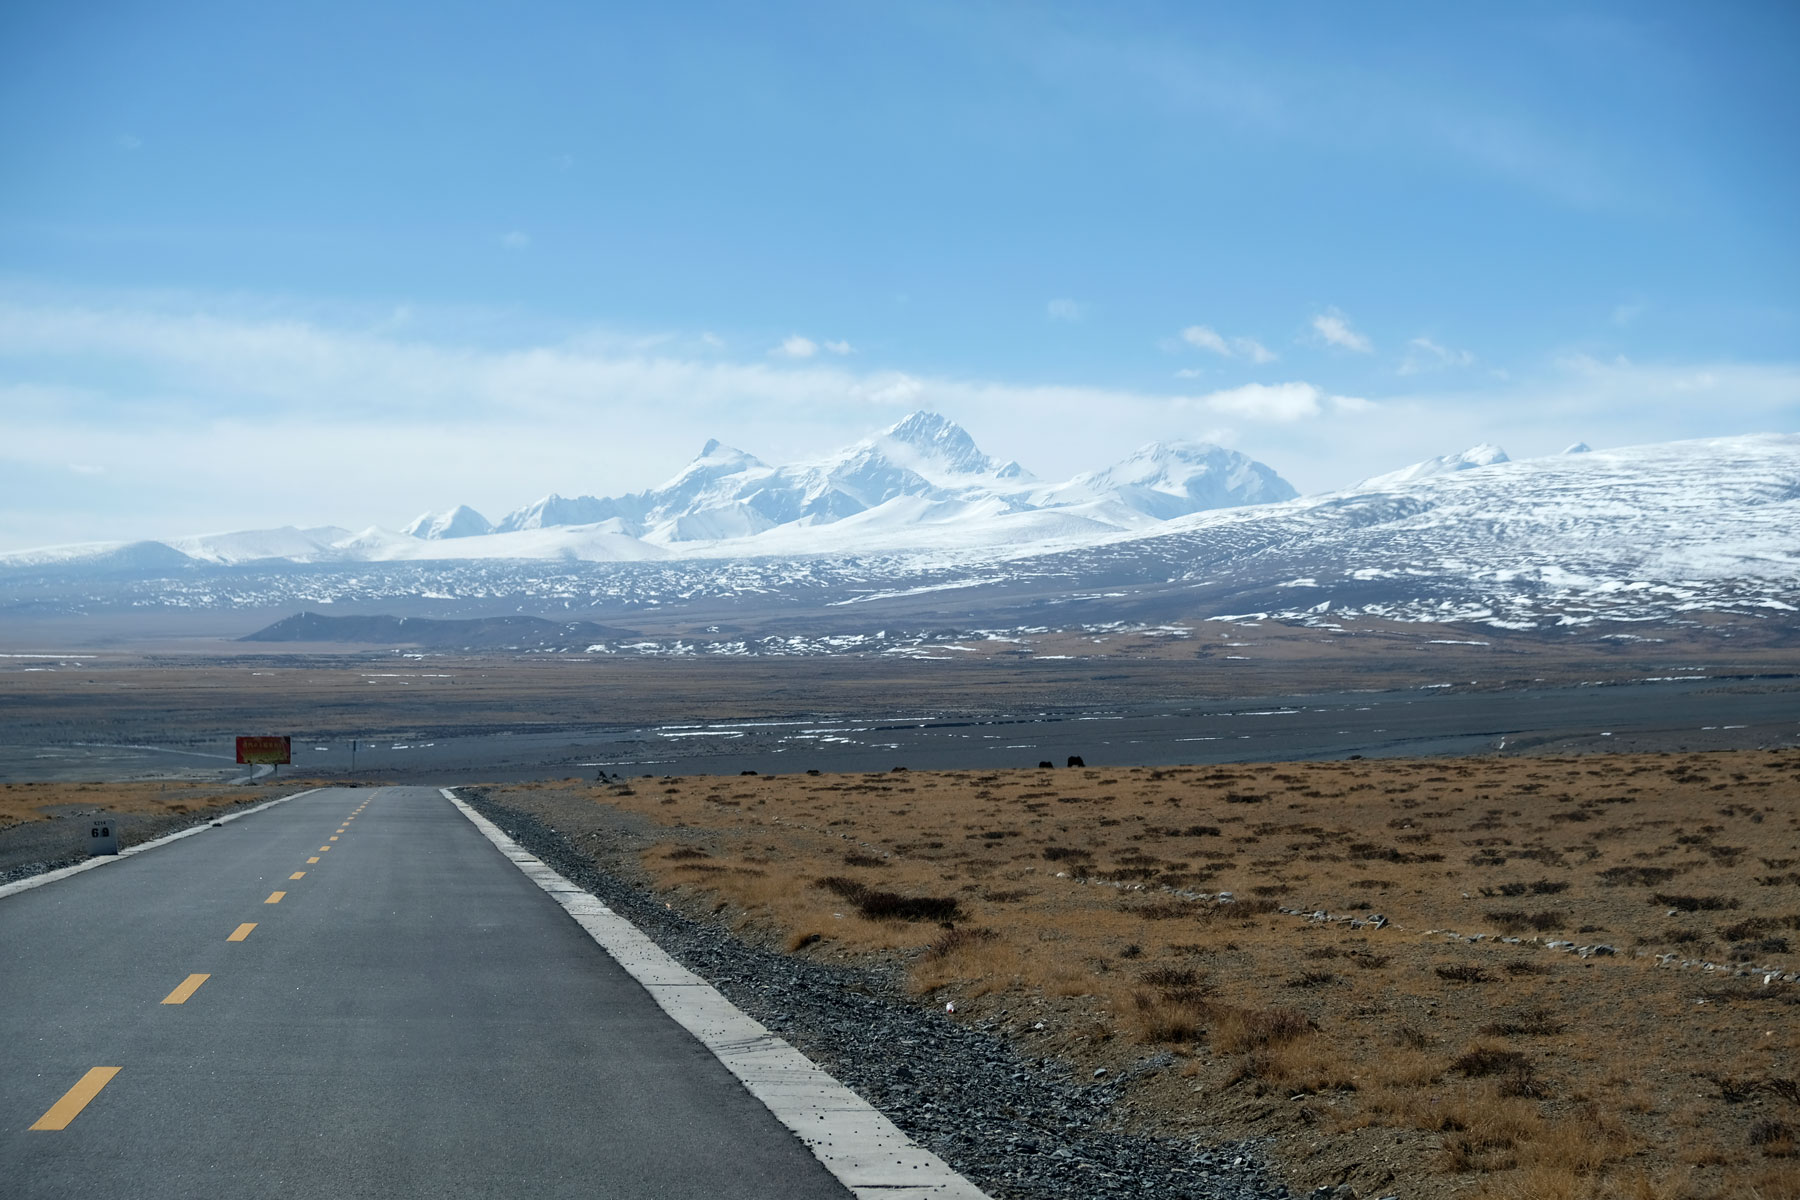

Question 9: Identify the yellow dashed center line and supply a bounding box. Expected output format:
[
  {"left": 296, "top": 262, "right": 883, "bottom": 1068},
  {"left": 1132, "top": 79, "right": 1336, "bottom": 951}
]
[
  {"left": 161, "top": 974, "right": 210, "bottom": 1005},
  {"left": 30, "top": 1067, "right": 120, "bottom": 1131},
  {"left": 289, "top": 871, "right": 305, "bottom": 880},
  {"left": 307, "top": 856, "right": 320, "bottom": 864},
  {"left": 265, "top": 891, "right": 285, "bottom": 904},
  {"left": 227, "top": 923, "right": 256, "bottom": 942},
  {"left": 319, "top": 846, "right": 331, "bottom": 852}
]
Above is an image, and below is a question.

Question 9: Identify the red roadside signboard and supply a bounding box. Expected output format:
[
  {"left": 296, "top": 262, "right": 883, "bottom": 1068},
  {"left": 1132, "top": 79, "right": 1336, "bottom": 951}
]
[{"left": 236, "top": 736, "right": 291, "bottom": 765}]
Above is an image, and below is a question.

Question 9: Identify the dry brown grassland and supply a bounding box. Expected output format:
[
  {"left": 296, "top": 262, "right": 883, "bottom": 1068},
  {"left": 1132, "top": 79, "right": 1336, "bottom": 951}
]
[
  {"left": 499, "top": 749, "right": 1800, "bottom": 1200},
  {"left": 0, "top": 779, "right": 263, "bottom": 832}
]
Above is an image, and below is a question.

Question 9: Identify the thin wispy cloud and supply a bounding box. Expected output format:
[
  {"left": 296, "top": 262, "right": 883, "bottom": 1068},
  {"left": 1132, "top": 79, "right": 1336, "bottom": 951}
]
[
  {"left": 1019, "top": 21, "right": 1637, "bottom": 212},
  {"left": 1047, "top": 298, "right": 1087, "bottom": 322},
  {"left": 824, "top": 339, "right": 855, "bottom": 356},
  {"left": 500, "top": 230, "right": 531, "bottom": 251},
  {"left": 1179, "top": 324, "right": 1276, "bottom": 363},
  {"left": 1311, "top": 309, "right": 1372, "bottom": 354},
  {"left": 1399, "top": 337, "right": 1475, "bottom": 375}
]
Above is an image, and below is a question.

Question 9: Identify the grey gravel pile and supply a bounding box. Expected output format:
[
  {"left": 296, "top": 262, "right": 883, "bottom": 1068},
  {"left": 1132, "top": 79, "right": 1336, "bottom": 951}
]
[{"left": 463, "top": 787, "right": 1295, "bottom": 1200}]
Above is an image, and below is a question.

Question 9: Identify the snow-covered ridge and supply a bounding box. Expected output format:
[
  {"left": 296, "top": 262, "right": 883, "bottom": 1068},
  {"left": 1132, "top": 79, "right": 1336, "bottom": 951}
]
[
  {"left": 12, "top": 411, "right": 1296, "bottom": 568},
  {"left": 1353, "top": 442, "right": 1509, "bottom": 490},
  {"left": 6, "top": 433, "right": 1795, "bottom": 636}
]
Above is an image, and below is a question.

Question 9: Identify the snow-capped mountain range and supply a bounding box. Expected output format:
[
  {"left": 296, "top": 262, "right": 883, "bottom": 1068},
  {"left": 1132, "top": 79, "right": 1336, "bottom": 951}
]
[
  {"left": 3, "top": 417, "right": 1795, "bottom": 639},
  {"left": 3, "top": 412, "right": 1305, "bottom": 568}
]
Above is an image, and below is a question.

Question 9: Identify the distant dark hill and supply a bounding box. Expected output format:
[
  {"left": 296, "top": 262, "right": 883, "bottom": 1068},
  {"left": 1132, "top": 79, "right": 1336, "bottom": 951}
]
[{"left": 242, "top": 612, "right": 637, "bottom": 650}]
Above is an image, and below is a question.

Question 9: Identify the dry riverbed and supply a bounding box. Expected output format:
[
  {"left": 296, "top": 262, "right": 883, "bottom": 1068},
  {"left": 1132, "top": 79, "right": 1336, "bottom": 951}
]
[{"left": 494, "top": 749, "right": 1800, "bottom": 1199}]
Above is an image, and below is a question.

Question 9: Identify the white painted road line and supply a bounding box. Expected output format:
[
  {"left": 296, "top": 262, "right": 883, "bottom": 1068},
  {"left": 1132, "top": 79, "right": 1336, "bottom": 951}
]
[
  {"left": 0, "top": 789, "right": 325, "bottom": 903},
  {"left": 442, "top": 787, "right": 991, "bottom": 1200}
]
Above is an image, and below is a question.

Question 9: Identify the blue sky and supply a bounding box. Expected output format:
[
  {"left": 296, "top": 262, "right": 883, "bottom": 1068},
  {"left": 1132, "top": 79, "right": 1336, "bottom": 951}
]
[{"left": 1, "top": 1, "right": 1796, "bottom": 548}]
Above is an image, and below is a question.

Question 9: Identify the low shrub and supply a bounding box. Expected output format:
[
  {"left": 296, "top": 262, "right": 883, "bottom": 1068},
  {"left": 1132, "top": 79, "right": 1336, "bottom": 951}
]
[
  {"left": 813, "top": 876, "right": 964, "bottom": 922},
  {"left": 1654, "top": 893, "right": 1741, "bottom": 912}
]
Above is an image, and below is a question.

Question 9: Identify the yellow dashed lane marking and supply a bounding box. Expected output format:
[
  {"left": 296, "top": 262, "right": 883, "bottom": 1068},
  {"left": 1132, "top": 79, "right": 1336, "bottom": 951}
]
[
  {"left": 265, "top": 891, "right": 285, "bottom": 904},
  {"left": 30, "top": 1067, "right": 121, "bottom": 1131},
  {"left": 228, "top": 923, "right": 256, "bottom": 942},
  {"left": 307, "top": 856, "right": 320, "bottom": 864},
  {"left": 161, "top": 974, "right": 210, "bottom": 1005},
  {"left": 329, "top": 836, "right": 339, "bottom": 841},
  {"left": 289, "top": 871, "right": 305, "bottom": 880},
  {"left": 319, "top": 846, "right": 331, "bottom": 852}
]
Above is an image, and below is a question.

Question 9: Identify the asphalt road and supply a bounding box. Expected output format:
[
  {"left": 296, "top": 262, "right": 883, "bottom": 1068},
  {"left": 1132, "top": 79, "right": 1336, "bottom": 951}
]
[{"left": 0, "top": 786, "right": 852, "bottom": 1199}]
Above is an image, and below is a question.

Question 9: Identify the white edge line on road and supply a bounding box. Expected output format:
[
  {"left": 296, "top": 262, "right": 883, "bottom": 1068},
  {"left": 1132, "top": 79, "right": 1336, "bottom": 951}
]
[
  {"left": 441, "top": 786, "right": 992, "bottom": 1200},
  {"left": 0, "top": 789, "right": 325, "bottom": 902}
]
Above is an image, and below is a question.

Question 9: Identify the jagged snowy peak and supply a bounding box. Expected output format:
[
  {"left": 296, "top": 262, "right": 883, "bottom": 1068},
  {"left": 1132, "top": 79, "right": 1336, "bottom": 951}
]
[
  {"left": 1563, "top": 442, "right": 1593, "bottom": 455},
  {"left": 404, "top": 505, "right": 494, "bottom": 539},
  {"left": 855, "top": 410, "right": 1031, "bottom": 485},
  {"left": 1354, "top": 443, "right": 1510, "bottom": 490},
  {"left": 645, "top": 412, "right": 1035, "bottom": 540},
  {"left": 494, "top": 493, "right": 627, "bottom": 533},
  {"left": 1048, "top": 441, "right": 1297, "bottom": 520},
  {"left": 486, "top": 412, "right": 1035, "bottom": 545}
]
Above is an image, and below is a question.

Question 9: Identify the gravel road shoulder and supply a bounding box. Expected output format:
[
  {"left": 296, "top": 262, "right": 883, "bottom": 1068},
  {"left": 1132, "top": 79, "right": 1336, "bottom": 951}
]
[{"left": 461, "top": 785, "right": 1300, "bottom": 1200}]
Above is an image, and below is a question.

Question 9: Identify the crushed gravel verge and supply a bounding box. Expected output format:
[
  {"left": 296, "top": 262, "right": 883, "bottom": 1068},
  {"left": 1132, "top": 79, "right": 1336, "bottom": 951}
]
[
  {"left": 461, "top": 786, "right": 1297, "bottom": 1200},
  {"left": 0, "top": 791, "right": 297, "bottom": 886}
]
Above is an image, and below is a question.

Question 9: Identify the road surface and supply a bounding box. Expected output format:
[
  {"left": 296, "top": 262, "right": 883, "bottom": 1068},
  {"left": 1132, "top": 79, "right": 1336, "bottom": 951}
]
[{"left": 0, "top": 786, "right": 858, "bottom": 1198}]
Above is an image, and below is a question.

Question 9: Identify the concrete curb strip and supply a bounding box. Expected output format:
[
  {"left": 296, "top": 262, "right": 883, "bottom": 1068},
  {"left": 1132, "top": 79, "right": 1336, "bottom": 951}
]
[
  {"left": 0, "top": 788, "right": 324, "bottom": 902},
  {"left": 442, "top": 786, "right": 993, "bottom": 1200}
]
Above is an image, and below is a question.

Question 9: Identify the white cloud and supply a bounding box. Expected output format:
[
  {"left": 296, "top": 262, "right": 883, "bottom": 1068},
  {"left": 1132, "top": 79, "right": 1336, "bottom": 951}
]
[
  {"left": 1182, "top": 381, "right": 1374, "bottom": 423},
  {"left": 849, "top": 372, "right": 925, "bottom": 406},
  {"left": 1, "top": 294, "right": 1793, "bottom": 549},
  {"left": 1191, "top": 381, "right": 1357, "bottom": 422},
  {"left": 500, "top": 230, "right": 531, "bottom": 250},
  {"left": 1047, "top": 298, "right": 1086, "bottom": 322},
  {"left": 824, "top": 339, "right": 854, "bottom": 356},
  {"left": 1237, "top": 337, "right": 1277, "bottom": 364},
  {"left": 1173, "top": 367, "right": 1207, "bottom": 380},
  {"left": 1178, "top": 325, "right": 1277, "bottom": 364},
  {"left": 1311, "top": 309, "right": 1372, "bottom": 353},
  {"left": 1399, "top": 336, "right": 1475, "bottom": 375},
  {"left": 1180, "top": 325, "right": 1232, "bottom": 356},
  {"left": 773, "top": 335, "right": 818, "bottom": 359}
]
